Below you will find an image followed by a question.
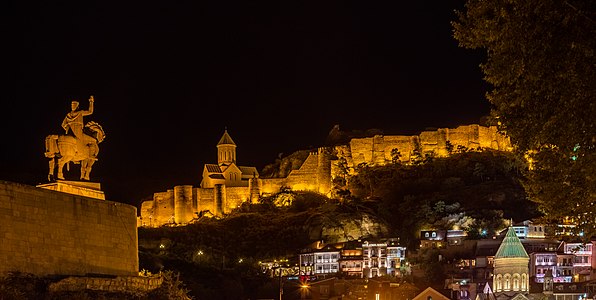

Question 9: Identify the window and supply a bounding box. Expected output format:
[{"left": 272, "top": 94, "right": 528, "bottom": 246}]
[
  {"left": 521, "top": 274, "right": 527, "bottom": 290},
  {"left": 432, "top": 232, "right": 437, "bottom": 238},
  {"left": 425, "top": 232, "right": 429, "bottom": 238}
]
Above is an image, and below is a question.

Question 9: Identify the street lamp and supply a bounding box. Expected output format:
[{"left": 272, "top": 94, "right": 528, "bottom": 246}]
[{"left": 300, "top": 283, "right": 310, "bottom": 300}]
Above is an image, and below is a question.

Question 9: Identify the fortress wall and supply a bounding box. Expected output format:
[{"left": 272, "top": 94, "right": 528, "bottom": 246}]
[
  {"left": 345, "top": 125, "right": 511, "bottom": 168},
  {"left": 288, "top": 153, "right": 319, "bottom": 176},
  {"left": 174, "top": 185, "right": 193, "bottom": 224},
  {"left": 379, "top": 135, "right": 414, "bottom": 162},
  {"left": 138, "top": 201, "right": 155, "bottom": 227},
  {"left": 419, "top": 129, "right": 445, "bottom": 155},
  {"left": 372, "top": 135, "right": 386, "bottom": 165},
  {"left": 447, "top": 125, "right": 479, "bottom": 149},
  {"left": 478, "top": 126, "right": 493, "bottom": 148},
  {"left": 286, "top": 174, "right": 318, "bottom": 192},
  {"left": 317, "top": 148, "right": 331, "bottom": 195},
  {"left": 248, "top": 178, "right": 260, "bottom": 203},
  {"left": 479, "top": 125, "right": 511, "bottom": 150},
  {"left": 196, "top": 188, "right": 215, "bottom": 214},
  {"left": 225, "top": 187, "right": 251, "bottom": 211},
  {"left": 137, "top": 124, "right": 511, "bottom": 223},
  {"left": 349, "top": 137, "right": 373, "bottom": 167},
  {"left": 153, "top": 190, "right": 174, "bottom": 225},
  {"left": 260, "top": 178, "right": 286, "bottom": 194},
  {"left": 283, "top": 152, "right": 320, "bottom": 191},
  {"left": 334, "top": 145, "right": 353, "bottom": 166},
  {"left": 0, "top": 181, "right": 138, "bottom": 276}
]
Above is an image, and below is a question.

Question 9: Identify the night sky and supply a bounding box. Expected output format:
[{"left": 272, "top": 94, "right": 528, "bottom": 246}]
[{"left": 4, "top": 0, "right": 490, "bottom": 207}]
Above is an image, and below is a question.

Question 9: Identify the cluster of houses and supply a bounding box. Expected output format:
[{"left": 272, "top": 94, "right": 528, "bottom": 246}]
[
  {"left": 261, "top": 220, "right": 595, "bottom": 300},
  {"left": 422, "top": 221, "right": 594, "bottom": 283},
  {"left": 298, "top": 238, "right": 408, "bottom": 279}
]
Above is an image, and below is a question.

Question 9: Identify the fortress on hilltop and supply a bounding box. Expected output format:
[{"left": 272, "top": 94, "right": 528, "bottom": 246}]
[{"left": 138, "top": 124, "right": 512, "bottom": 227}]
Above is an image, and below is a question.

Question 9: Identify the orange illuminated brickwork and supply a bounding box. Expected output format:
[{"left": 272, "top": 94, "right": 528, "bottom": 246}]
[{"left": 138, "top": 124, "right": 511, "bottom": 227}]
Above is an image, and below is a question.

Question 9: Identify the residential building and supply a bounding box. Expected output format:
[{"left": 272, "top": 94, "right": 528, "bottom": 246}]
[
  {"left": 420, "top": 230, "right": 447, "bottom": 249},
  {"left": 530, "top": 252, "right": 573, "bottom": 283},
  {"left": 299, "top": 241, "right": 340, "bottom": 276},
  {"left": 338, "top": 241, "right": 363, "bottom": 278},
  {"left": 563, "top": 242, "right": 593, "bottom": 281},
  {"left": 362, "top": 239, "right": 406, "bottom": 278}
]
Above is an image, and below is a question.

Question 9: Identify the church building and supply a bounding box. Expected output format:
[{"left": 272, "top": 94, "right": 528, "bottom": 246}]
[{"left": 493, "top": 227, "right": 530, "bottom": 295}]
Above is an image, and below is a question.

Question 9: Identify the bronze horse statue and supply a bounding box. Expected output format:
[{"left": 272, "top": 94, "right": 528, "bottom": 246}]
[{"left": 45, "top": 121, "right": 106, "bottom": 181}]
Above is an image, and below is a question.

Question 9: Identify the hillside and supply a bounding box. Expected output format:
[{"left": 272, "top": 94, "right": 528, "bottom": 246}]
[
  {"left": 347, "top": 149, "right": 540, "bottom": 246},
  {"left": 137, "top": 149, "right": 540, "bottom": 299}
]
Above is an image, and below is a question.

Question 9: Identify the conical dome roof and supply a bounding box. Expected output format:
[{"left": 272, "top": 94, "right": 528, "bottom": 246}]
[
  {"left": 495, "top": 227, "right": 529, "bottom": 258},
  {"left": 217, "top": 130, "right": 236, "bottom": 146}
]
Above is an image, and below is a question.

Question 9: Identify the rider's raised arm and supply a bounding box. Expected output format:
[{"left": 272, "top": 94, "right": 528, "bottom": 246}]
[{"left": 82, "top": 96, "right": 94, "bottom": 116}]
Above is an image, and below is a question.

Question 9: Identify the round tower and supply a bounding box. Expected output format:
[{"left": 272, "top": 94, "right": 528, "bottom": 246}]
[
  {"left": 217, "top": 129, "right": 237, "bottom": 166},
  {"left": 317, "top": 147, "right": 331, "bottom": 195},
  {"left": 174, "top": 185, "right": 193, "bottom": 224},
  {"left": 248, "top": 173, "right": 261, "bottom": 204}
]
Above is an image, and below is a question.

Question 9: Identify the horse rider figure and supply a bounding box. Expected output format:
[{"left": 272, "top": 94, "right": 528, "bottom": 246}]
[
  {"left": 61, "top": 96, "right": 99, "bottom": 160},
  {"left": 45, "top": 95, "right": 105, "bottom": 181}
]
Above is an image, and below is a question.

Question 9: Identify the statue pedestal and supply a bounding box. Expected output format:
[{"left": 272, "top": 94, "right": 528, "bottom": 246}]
[{"left": 37, "top": 180, "right": 105, "bottom": 200}]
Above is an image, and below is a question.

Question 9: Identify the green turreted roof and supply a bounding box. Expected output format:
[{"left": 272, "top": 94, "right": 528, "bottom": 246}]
[
  {"left": 495, "top": 227, "right": 529, "bottom": 258},
  {"left": 217, "top": 130, "right": 236, "bottom": 146}
]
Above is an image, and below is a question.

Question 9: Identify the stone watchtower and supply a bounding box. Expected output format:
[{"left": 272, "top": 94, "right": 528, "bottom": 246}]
[
  {"left": 493, "top": 227, "right": 530, "bottom": 294},
  {"left": 316, "top": 147, "right": 332, "bottom": 195},
  {"left": 217, "top": 129, "right": 236, "bottom": 166}
]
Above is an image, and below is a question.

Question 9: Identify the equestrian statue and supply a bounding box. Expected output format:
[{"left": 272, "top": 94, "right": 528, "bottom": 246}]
[{"left": 45, "top": 96, "right": 106, "bottom": 181}]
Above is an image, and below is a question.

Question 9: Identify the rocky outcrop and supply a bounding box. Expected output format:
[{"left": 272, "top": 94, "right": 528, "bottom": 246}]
[{"left": 306, "top": 211, "right": 389, "bottom": 243}]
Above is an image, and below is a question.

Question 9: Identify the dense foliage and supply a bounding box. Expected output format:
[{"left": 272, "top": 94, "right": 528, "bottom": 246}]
[{"left": 452, "top": 0, "right": 595, "bottom": 238}]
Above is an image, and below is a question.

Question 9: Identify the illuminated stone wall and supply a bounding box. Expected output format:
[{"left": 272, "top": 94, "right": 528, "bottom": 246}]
[
  {"left": 49, "top": 275, "right": 163, "bottom": 293},
  {"left": 196, "top": 187, "right": 215, "bottom": 215},
  {"left": 342, "top": 125, "right": 511, "bottom": 168},
  {"left": 174, "top": 185, "right": 193, "bottom": 224},
  {"left": 138, "top": 124, "right": 510, "bottom": 227},
  {"left": 0, "top": 180, "right": 138, "bottom": 276},
  {"left": 260, "top": 178, "right": 285, "bottom": 194},
  {"left": 153, "top": 190, "right": 174, "bottom": 225},
  {"left": 257, "top": 148, "right": 332, "bottom": 195},
  {"left": 139, "top": 184, "right": 254, "bottom": 226},
  {"left": 224, "top": 186, "right": 251, "bottom": 212}
]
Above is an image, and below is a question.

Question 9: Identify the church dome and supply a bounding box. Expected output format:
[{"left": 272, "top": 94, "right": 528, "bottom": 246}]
[{"left": 495, "top": 227, "right": 529, "bottom": 258}]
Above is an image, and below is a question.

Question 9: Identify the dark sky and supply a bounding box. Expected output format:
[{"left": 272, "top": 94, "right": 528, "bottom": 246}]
[{"left": 3, "top": 0, "right": 490, "bottom": 207}]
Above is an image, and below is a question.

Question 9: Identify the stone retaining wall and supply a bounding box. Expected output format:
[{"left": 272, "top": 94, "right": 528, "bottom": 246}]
[
  {"left": 0, "top": 181, "right": 138, "bottom": 276},
  {"left": 48, "top": 275, "right": 163, "bottom": 293}
]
